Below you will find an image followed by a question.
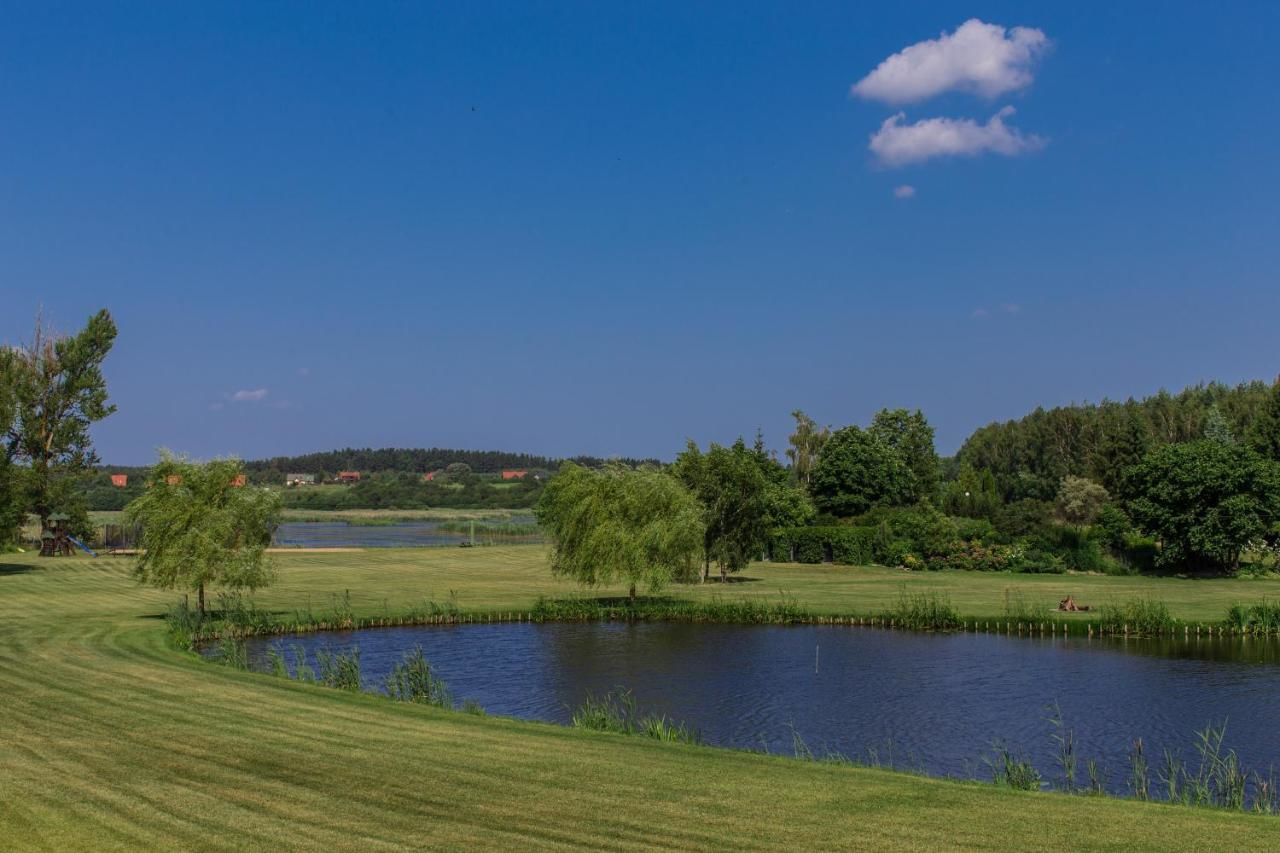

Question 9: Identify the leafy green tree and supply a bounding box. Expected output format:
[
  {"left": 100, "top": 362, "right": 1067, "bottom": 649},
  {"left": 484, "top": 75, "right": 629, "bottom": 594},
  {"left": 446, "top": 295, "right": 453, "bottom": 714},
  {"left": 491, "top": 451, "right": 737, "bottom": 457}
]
[
  {"left": 1055, "top": 476, "right": 1110, "bottom": 527},
  {"left": 810, "top": 426, "right": 915, "bottom": 518},
  {"left": 673, "top": 439, "right": 771, "bottom": 582},
  {"left": 535, "top": 462, "right": 703, "bottom": 600},
  {"left": 786, "top": 410, "right": 829, "bottom": 488},
  {"left": 444, "top": 462, "right": 472, "bottom": 481},
  {"left": 1247, "top": 376, "right": 1280, "bottom": 462},
  {"left": 749, "top": 430, "right": 816, "bottom": 529},
  {"left": 127, "top": 454, "right": 282, "bottom": 615},
  {"left": 4, "top": 310, "right": 117, "bottom": 531},
  {"left": 1122, "top": 441, "right": 1280, "bottom": 573},
  {"left": 869, "top": 408, "right": 939, "bottom": 501}
]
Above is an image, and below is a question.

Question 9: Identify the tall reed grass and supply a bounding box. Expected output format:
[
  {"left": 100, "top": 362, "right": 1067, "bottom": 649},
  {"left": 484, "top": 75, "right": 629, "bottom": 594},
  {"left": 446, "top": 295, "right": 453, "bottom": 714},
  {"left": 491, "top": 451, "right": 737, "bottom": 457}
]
[
  {"left": 1097, "top": 598, "right": 1175, "bottom": 635},
  {"left": 386, "top": 647, "right": 452, "bottom": 707},
  {"left": 881, "top": 589, "right": 960, "bottom": 630},
  {"left": 571, "top": 689, "right": 700, "bottom": 744},
  {"left": 1225, "top": 599, "right": 1280, "bottom": 633}
]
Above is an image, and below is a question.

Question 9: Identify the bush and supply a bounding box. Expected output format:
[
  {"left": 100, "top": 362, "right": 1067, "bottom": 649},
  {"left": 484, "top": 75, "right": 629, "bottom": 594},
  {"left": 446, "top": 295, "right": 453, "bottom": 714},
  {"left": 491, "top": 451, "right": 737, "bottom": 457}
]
[
  {"left": 954, "top": 517, "right": 997, "bottom": 542},
  {"left": 994, "top": 499, "right": 1054, "bottom": 540},
  {"left": 925, "top": 541, "right": 1019, "bottom": 572}
]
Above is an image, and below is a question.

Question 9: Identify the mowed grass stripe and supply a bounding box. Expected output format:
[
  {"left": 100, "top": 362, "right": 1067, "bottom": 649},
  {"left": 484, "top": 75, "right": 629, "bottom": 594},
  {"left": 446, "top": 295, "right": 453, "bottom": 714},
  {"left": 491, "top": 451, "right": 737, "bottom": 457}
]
[{"left": 3, "top": 548, "right": 1280, "bottom": 850}]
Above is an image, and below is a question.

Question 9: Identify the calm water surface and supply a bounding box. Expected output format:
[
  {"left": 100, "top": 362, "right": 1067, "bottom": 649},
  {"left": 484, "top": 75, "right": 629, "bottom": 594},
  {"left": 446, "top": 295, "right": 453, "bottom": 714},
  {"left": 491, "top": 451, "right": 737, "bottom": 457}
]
[
  {"left": 237, "top": 623, "right": 1280, "bottom": 791},
  {"left": 273, "top": 518, "right": 535, "bottom": 548}
]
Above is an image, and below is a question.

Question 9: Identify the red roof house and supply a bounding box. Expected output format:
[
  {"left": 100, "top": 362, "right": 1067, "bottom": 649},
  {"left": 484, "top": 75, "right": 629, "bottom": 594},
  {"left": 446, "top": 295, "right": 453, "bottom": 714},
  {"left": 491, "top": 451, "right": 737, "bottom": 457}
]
[
  {"left": 501, "top": 470, "right": 528, "bottom": 480},
  {"left": 337, "top": 470, "right": 361, "bottom": 483},
  {"left": 110, "top": 474, "right": 128, "bottom": 488}
]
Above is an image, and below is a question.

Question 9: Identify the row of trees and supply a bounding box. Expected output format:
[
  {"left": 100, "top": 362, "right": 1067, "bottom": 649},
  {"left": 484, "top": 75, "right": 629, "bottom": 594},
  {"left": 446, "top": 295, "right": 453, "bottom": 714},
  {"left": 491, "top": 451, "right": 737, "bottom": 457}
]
[{"left": 243, "top": 447, "right": 658, "bottom": 478}]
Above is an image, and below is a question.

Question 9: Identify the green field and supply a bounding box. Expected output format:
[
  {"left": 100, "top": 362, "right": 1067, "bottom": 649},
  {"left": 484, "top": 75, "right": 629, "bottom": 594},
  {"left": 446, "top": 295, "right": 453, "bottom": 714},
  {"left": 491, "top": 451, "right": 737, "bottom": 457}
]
[{"left": 2, "top": 547, "right": 1278, "bottom": 850}]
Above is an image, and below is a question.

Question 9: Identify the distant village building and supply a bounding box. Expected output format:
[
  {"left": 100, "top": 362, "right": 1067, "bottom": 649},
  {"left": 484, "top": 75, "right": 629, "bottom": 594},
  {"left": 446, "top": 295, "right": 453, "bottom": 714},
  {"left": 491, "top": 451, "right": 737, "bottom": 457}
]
[
  {"left": 422, "top": 471, "right": 437, "bottom": 482},
  {"left": 337, "top": 470, "right": 361, "bottom": 483},
  {"left": 230, "top": 474, "right": 247, "bottom": 487},
  {"left": 110, "top": 474, "right": 128, "bottom": 488},
  {"left": 285, "top": 473, "right": 316, "bottom": 487},
  {"left": 501, "top": 470, "right": 528, "bottom": 480},
  {"left": 165, "top": 475, "right": 183, "bottom": 486}
]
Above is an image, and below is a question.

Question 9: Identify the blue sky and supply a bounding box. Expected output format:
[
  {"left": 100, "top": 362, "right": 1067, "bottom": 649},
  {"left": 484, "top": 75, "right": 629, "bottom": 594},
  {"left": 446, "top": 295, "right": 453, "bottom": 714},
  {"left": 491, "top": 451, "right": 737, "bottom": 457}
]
[{"left": 3, "top": 2, "right": 1278, "bottom": 464}]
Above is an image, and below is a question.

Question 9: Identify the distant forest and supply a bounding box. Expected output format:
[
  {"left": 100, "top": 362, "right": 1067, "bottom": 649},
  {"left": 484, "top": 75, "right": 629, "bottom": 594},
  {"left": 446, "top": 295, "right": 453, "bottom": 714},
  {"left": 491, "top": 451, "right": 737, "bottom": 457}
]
[
  {"left": 241, "top": 447, "right": 660, "bottom": 480},
  {"left": 953, "top": 380, "right": 1275, "bottom": 500}
]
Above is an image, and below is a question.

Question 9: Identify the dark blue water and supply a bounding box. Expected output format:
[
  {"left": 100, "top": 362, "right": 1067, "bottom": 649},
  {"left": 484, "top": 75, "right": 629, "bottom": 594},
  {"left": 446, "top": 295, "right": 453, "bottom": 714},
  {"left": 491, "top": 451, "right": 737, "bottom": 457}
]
[
  {"left": 236, "top": 623, "right": 1280, "bottom": 793},
  {"left": 273, "top": 518, "right": 536, "bottom": 548}
]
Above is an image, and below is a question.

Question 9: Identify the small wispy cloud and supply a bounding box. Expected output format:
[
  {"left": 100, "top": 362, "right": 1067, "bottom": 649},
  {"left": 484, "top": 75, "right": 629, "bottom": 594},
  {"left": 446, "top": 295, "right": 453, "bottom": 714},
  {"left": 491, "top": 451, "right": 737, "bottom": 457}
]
[
  {"left": 230, "top": 388, "right": 269, "bottom": 402},
  {"left": 869, "top": 106, "right": 1044, "bottom": 168},
  {"left": 297, "top": 367, "right": 310, "bottom": 377},
  {"left": 972, "top": 304, "right": 1022, "bottom": 319},
  {"left": 208, "top": 402, "right": 225, "bottom": 412},
  {"left": 852, "top": 19, "right": 1050, "bottom": 105},
  {"left": 893, "top": 184, "right": 916, "bottom": 199}
]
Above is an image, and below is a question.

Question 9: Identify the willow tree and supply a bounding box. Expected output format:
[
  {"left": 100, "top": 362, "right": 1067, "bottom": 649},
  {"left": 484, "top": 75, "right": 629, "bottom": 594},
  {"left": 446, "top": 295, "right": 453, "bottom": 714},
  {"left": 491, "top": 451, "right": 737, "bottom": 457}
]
[
  {"left": 127, "top": 454, "right": 281, "bottom": 615},
  {"left": 535, "top": 462, "right": 703, "bottom": 600}
]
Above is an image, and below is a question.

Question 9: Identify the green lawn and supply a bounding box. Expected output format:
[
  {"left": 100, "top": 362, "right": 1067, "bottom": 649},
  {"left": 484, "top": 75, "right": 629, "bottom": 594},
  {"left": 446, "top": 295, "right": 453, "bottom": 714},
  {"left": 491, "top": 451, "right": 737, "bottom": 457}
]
[
  {"left": 252, "top": 546, "right": 1279, "bottom": 626},
  {"left": 1, "top": 547, "right": 1277, "bottom": 850}
]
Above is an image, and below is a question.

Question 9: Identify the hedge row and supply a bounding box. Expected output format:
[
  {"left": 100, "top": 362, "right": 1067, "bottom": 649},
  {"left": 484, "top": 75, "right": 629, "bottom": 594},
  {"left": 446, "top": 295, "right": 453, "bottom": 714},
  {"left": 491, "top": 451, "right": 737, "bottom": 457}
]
[{"left": 770, "top": 526, "right": 879, "bottom": 565}]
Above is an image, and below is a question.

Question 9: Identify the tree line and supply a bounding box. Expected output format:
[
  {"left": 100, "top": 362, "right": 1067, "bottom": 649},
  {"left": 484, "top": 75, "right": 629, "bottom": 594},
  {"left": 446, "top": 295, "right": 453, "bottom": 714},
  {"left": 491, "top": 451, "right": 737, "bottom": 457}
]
[
  {"left": 242, "top": 447, "right": 659, "bottom": 479},
  {"left": 537, "top": 387, "right": 1280, "bottom": 597}
]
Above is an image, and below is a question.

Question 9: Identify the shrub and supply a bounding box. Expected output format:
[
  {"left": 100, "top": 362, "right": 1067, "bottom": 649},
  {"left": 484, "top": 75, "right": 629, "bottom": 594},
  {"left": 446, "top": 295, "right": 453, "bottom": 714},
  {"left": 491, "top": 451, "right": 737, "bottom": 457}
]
[
  {"left": 925, "top": 541, "right": 1018, "bottom": 572},
  {"left": 954, "top": 517, "right": 997, "bottom": 543}
]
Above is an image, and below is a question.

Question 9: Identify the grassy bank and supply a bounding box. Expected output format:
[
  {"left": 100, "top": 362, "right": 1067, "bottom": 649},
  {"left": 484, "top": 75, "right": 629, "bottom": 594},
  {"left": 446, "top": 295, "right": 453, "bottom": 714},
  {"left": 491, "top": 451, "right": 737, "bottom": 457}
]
[{"left": 1, "top": 548, "right": 1278, "bottom": 849}]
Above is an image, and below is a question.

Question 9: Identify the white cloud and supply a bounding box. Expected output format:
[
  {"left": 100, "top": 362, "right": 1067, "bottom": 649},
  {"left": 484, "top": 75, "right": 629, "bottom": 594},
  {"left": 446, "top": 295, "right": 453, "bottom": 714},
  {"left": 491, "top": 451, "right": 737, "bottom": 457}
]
[
  {"left": 230, "top": 388, "right": 269, "bottom": 402},
  {"left": 971, "top": 307, "right": 990, "bottom": 319},
  {"left": 853, "top": 19, "right": 1049, "bottom": 104},
  {"left": 869, "top": 106, "right": 1044, "bottom": 167},
  {"left": 1001, "top": 303, "right": 1021, "bottom": 314},
  {"left": 892, "top": 184, "right": 916, "bottom": 199}
]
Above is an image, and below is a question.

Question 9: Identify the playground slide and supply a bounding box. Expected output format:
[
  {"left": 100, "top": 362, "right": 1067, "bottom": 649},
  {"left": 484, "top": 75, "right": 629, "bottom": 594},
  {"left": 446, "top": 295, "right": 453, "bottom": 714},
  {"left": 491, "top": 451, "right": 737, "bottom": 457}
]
[{"left": 67, "top": 535, "right": 99, "bottom": 557}]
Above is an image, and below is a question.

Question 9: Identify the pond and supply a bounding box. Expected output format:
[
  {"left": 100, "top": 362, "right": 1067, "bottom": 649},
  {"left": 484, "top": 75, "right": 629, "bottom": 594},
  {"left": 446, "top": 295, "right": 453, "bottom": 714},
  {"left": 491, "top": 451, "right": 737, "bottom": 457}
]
[
  {"left": 231, "top": 622, "right": 1280, "bottom": 793},
  {"left": 273, "top": 518, "right": 537, "bottom": 548}
]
